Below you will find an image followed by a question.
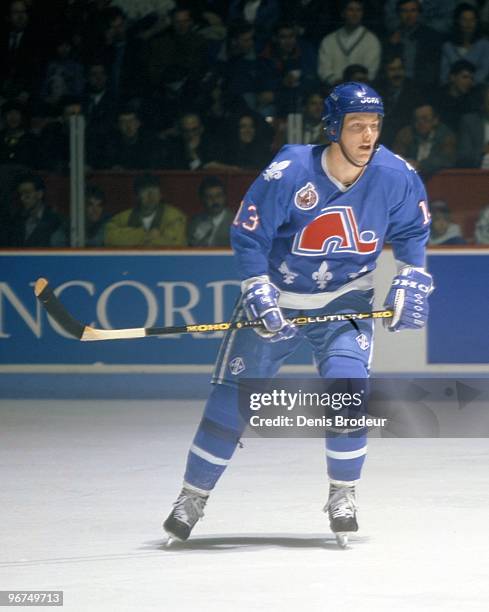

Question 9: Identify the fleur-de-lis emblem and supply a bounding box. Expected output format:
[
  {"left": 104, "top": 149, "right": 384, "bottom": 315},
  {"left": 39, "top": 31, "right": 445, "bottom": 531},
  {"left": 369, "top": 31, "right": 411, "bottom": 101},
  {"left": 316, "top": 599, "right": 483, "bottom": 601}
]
[
  {"left": 262, "top": 160, "right": 292, "bottom": 181},
  {"left": 278, "top": 261, "right": 298, "bottom": 285},
  {"left": 312, "top": 261, "right": 333, "bottom": 289}
]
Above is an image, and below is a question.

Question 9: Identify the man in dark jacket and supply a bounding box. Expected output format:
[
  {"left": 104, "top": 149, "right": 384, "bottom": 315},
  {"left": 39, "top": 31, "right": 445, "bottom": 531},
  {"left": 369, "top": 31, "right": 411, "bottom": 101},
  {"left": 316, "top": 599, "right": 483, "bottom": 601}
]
[
  {"left": 188, "top": 176, "right": 234, "bottom": 247},
  {"left": 102, "top": 106, "right": 169, "bottom": 169},
  {"left": 374, "top": 51, "right": 422, "bottom": 147},
  {"left": 393, "top": 102, "right": 456, "bottom": 178},
  {"left": 385, "top": 0, "right": 443, "bottom": 88},
  {"left": 0, "top": 0, "right": 44, "bottom": 97},
  {"left": 7, "top": 173, "right": 66, "bottom": 247},
  {"left": 0, "top": 100, "right": 38, "bottom": 167},
  {"left": 432, "top": 60, "right": 478, "bottom": 133}
]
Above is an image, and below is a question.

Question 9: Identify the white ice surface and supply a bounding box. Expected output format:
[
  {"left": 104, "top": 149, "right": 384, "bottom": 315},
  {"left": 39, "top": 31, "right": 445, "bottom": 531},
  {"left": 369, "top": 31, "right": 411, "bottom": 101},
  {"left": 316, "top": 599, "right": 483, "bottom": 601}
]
[{"left": 1, "top": 400, "right": 489, "bottom": 612}]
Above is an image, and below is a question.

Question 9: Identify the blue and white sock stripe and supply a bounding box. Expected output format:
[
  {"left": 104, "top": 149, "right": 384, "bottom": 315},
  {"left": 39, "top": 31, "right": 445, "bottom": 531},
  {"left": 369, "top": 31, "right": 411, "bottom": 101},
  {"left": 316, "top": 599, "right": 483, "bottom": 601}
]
[
  {"left": 326, "top": 445, "right": 367, "bottom": 460},
  {"left": 326, "top": 443, "right": 367, "bottom": 481},
  {"left": 184, "top": 451, "right": 227, "bottom": 491},
  {"left": 190, "top": 444, "right": 231, "bottom": 466}
]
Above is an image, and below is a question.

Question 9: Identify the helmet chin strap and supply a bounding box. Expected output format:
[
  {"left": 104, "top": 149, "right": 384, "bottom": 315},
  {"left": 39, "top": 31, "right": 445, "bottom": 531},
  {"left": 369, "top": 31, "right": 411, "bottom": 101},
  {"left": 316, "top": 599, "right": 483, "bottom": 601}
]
[
  {"left": 338, "top": 139, "right": 370, "bottom": 168},
  {"left": 338, "top": 138, "right": 381, "bottom": 168}
]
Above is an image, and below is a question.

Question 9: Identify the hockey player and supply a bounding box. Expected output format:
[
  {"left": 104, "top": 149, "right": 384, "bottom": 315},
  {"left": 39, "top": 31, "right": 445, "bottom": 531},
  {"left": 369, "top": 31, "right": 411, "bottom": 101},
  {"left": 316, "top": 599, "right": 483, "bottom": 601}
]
[{"left": 163, "top": 82, "right": 434, "bottom": 547}]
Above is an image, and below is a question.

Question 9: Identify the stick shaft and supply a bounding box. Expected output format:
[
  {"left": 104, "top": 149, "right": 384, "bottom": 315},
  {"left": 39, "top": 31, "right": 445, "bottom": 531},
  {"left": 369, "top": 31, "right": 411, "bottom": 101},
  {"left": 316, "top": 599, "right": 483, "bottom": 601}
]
[{"left": 34, "top": 278, "right": 393, "bottom": 341}]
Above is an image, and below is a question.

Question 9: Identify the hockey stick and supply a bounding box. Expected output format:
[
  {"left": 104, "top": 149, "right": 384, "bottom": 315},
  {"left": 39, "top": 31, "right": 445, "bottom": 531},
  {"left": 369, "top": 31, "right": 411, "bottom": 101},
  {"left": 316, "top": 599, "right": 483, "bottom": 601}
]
[{"left": 34, "top": 278, "right": 394, "bottom": 342}]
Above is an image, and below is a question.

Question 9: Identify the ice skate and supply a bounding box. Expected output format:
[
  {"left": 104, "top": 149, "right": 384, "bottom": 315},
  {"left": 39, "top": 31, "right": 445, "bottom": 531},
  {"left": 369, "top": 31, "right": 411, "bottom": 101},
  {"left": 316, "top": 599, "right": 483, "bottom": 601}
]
[
  {"left": 163, "top": 485, "right": 209, "bottom": 544},
  {"left": 324, "top": 481, "right": 358, "bottom": 548}
]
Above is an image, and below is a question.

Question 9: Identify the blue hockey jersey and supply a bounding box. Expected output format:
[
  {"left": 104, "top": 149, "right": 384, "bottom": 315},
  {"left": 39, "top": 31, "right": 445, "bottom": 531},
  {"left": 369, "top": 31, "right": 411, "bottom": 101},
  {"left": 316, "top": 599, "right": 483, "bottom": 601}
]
[{"left": 231, "top": 144, "right": 430, "bottom": 303}]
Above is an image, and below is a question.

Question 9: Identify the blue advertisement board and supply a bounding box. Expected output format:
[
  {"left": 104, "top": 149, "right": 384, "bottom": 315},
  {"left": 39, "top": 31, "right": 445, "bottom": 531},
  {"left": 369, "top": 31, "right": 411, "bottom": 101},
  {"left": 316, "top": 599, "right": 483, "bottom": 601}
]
[
  {"left": 1, "top": 249, "right": 487, "bottom": 398},
  {"left": 427, "top": 252, "right": 489, "bottom": 364},
  {"left": 0, "top": 251, "right": 312, "bottom": 368}
]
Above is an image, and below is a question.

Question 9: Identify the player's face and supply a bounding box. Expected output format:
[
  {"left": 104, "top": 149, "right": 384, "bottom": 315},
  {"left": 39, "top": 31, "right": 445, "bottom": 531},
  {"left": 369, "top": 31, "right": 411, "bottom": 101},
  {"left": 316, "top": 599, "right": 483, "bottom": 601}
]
[{"left": 340, "top": 113, "right": 380, "bottom": 165}]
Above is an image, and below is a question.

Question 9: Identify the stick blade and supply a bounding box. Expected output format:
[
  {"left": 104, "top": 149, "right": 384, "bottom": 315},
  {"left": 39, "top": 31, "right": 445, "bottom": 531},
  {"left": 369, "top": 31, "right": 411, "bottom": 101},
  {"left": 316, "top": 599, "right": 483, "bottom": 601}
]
[
  {"left": 34, "top": 278, "right": 85, "bottom": 339},
  {"left": 34, "top": 277, "right": 49, "bottom": 297}
]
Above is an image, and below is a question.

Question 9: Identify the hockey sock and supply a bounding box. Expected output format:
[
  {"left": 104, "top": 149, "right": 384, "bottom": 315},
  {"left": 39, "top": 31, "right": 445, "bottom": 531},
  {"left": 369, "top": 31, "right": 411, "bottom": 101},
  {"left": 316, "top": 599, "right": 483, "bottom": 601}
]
[
  {"left": 321, "top": 355, "right": 368, "bottom": 482},
  {"left": 184, "top": 384, "right": 245, "bottom": 491},
  {"left": 325, "top": 434, "right": 367, "bottom": 481}
]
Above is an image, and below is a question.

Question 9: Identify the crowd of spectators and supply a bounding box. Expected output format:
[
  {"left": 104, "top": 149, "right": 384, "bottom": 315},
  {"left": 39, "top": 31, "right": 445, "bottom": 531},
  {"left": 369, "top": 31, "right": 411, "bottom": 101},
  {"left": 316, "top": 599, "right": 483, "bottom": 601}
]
[
  {"left": 0, "top": 171, "right": 238, "bottom": 247},
  {"left": 2, "top": 0, "right": 489, "bottom": 247}
]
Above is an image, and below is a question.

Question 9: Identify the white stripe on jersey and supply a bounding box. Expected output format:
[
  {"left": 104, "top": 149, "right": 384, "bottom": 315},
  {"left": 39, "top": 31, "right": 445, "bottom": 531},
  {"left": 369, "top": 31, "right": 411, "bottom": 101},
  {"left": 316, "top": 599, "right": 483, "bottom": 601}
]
[{"left": 278, "top": 272, "right": 374, "bottom": 309}]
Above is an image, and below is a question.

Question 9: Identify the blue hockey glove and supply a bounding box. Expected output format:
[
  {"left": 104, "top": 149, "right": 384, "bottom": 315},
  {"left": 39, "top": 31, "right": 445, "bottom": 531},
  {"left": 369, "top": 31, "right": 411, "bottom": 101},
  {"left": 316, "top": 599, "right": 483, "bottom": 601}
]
[
  {"left": 242, "top": 276, "right": 297, "bottom": 342},
  {"left": 384, "top": 266, "right": 434, "bottom": 332}
]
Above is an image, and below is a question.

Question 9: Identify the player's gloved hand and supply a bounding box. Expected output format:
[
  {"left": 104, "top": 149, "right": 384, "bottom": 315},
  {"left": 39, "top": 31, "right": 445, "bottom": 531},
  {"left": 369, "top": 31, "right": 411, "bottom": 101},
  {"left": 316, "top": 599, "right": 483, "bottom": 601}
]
[
  {"left": 242, "top": 276, "right": 297, "bottom": 342},
  {"left": 384, "top": 266, "right": 434, "bottom": 332}
]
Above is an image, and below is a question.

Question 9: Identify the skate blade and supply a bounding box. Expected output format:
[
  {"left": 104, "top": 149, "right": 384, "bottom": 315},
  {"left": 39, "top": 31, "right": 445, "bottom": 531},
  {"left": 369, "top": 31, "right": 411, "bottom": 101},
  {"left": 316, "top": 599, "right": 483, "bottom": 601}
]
[
  {"left": 163, "top": 528, "right": 185, "bottom": 547},
  {"left": 165, "top": 534, "right": 184, "bottom": 547},
  {"left": 335, "top": 532, "right": 349, "bottom": 548}
]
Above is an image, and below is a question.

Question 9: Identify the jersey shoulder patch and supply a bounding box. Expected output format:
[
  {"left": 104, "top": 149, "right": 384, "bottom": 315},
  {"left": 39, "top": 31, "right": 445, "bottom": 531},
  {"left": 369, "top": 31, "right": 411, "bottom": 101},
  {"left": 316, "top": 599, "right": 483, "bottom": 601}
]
[
  {"left": 261, "top": 144, "right": 309, "bottom": 182},
  {"left": 263, "top": 159, "right": 292, "bottom": 181}
]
